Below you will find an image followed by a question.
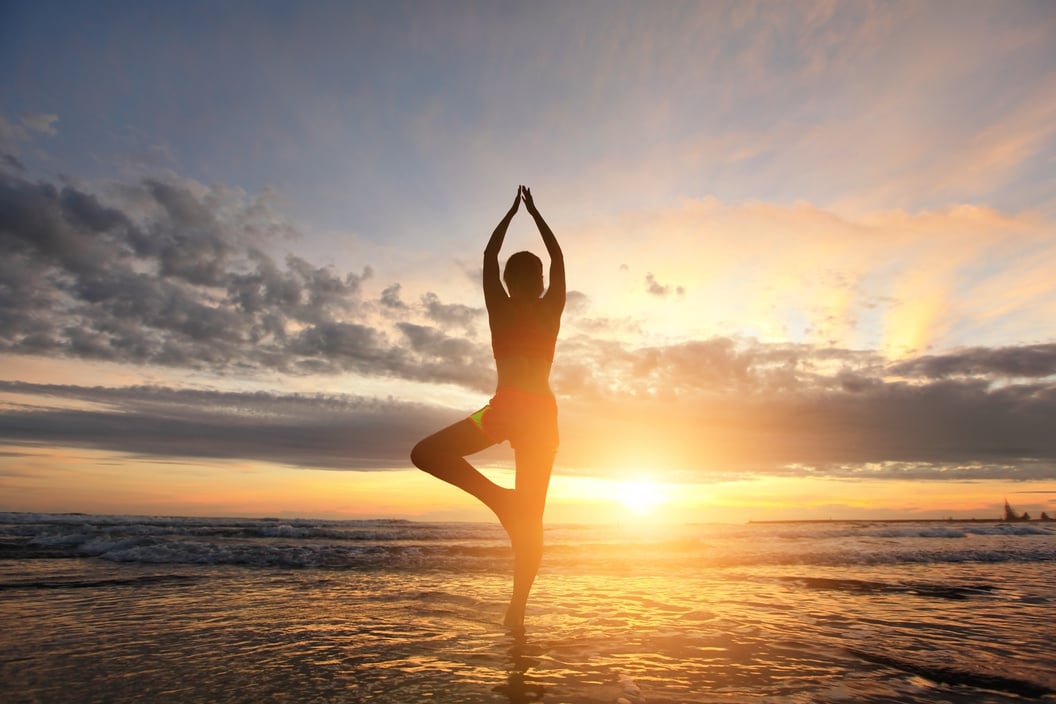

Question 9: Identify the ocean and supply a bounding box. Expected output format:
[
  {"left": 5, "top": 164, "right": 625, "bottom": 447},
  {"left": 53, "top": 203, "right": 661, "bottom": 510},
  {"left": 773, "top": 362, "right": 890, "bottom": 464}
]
[{"left": 1, "top": 513, "right": 1053, "bottom": 703}]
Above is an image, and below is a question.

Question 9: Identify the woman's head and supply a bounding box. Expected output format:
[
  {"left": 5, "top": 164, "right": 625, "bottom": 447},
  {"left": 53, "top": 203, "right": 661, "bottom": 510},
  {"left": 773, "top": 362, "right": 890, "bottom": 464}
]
[{"left": 503, "top": 251, "right": 544, "bottom": 299}]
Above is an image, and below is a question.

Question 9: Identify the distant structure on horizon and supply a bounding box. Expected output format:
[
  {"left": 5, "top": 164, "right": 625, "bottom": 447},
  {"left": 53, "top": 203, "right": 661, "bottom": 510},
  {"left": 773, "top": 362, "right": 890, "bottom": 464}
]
[
  {"left": 748, "top": 501, "right": 1054, "bottom": 525},
  {"left": 1003, "top": 498, "right": 1052, "bottom": 522}
]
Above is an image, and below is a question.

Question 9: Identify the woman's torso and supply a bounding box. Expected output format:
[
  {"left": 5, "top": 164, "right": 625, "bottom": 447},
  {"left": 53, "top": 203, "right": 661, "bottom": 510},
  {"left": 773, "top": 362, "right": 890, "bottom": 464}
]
[{"left": 489, "top": 297, "right": 559, "bottom": 395}]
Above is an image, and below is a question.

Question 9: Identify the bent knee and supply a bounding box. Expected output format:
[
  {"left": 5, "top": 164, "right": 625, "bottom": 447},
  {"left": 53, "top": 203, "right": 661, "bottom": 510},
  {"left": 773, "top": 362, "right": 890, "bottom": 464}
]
[
  {"left": 410, "top": 439, "right": 433, "bottom": 471},
  {"left": 409, "top": 442, "right": 425, "bottom": 470}
]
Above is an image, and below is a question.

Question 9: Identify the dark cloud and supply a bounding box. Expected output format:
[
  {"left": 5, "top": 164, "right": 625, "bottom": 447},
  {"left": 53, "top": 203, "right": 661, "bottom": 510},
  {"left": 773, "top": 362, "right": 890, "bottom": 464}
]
[
  {"left": 420, "top": 291, "right": 482, "bottom": 330},
  {"left": 2, "top": 154, "right": 25, "bottom": 172},
  {"left": 645, "top": 273, "right": 685, "bottom": 298},
  {"left": 379, "top": 283, "right": 408, "bottom": 311},
  {"left": 0, "top": 170, "right": 489, "bottom": 389},
  {"left": 545, "top": 336, "right": 1056, "bottom": 479},
  {"left": 888, "top": 344, "right": 1056, "bottom": 380},
  {"left": 2, "top": 312, "right": 1056, "bottom": 479},
  {"left": 2, "top": 349, "right": 1054, "bottom": 480},
  {"left": 553, "top": 371, "right": 1056, "bottom": 478},
  {"left": 395, "top": 323, "right": 493, "bottom": 391},
  {"left": 0, "top": 381, "right": 467, "bottom": 471}
]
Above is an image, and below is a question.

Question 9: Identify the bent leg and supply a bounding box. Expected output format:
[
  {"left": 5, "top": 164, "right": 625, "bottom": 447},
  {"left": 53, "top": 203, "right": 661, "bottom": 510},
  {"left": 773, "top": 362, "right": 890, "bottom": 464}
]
[
  {"left": 410, "top": 419, "right": 510, "bottom": 519},
  {"left": 504, "top": 447, "right": 555, "bottom": 633}
]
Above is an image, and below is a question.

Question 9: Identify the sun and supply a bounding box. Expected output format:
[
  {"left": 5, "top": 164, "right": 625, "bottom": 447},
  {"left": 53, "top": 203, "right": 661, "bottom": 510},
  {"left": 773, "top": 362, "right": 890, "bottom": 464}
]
[{"left": 613, "top": 479, "right": 666, "bottom": 516}]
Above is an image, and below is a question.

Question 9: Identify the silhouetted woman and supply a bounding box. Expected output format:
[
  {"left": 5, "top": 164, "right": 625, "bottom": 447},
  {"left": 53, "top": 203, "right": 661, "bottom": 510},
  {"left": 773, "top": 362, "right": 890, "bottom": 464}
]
[{"left": 411, "top": 185, "right": 564, "bottom": 633}]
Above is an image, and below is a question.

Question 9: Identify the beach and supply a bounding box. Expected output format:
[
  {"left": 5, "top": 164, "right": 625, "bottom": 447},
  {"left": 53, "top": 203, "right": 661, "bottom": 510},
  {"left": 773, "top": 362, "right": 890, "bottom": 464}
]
[{"left": 1, "top": 514, "right": 1054, "bottom": 703}]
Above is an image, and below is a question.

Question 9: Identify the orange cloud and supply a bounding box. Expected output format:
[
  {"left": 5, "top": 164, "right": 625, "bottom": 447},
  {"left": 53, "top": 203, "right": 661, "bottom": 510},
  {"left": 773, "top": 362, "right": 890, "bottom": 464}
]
[{"left": 558, "top": 199, "right": 1054, "bottom": 356}]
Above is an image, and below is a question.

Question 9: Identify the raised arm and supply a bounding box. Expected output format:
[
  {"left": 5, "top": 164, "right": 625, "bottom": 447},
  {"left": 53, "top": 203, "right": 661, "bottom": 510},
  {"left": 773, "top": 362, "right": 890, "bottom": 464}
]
[
  {"left": 521, "top": 186, "right": 565, "bottom": 311},
  {"left": 483, "top": 188, "right": 521, "bottom": 308}
]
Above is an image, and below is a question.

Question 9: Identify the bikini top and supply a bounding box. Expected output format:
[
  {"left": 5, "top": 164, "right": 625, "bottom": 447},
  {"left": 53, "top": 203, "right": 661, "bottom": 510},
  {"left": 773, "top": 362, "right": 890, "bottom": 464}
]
[{"left": 491, "top": 300, "right": 558, "bottom": 362}]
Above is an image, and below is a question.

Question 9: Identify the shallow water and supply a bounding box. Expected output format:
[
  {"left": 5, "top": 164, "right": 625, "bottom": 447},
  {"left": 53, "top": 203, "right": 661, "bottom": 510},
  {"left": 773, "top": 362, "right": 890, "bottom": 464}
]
[{"left": 1, "top": 515, "right": 1054, "bottom": 703}]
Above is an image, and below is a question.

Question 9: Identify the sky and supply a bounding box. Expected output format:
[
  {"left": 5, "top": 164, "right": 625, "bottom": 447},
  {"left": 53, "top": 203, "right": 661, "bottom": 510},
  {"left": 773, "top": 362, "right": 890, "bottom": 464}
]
[{"left": 2, "top": 0, "right": 1055, "bottom": 523}]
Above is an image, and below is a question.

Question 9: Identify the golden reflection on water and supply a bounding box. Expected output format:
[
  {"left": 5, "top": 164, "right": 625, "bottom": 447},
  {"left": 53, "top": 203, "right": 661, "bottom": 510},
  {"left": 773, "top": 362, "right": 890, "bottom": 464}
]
[{"left": 2, "top": 540, "right": 1055, "bottom": 703}]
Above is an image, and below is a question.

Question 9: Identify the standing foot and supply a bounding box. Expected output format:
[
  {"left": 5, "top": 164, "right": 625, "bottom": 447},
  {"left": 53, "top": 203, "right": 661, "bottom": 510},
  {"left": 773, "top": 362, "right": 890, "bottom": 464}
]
[
  {"left": 492, "top": 487, "right": 543, "bottom": 635},
  {"left": 504, "top": 601, "right": 526, "bottom": 634}
]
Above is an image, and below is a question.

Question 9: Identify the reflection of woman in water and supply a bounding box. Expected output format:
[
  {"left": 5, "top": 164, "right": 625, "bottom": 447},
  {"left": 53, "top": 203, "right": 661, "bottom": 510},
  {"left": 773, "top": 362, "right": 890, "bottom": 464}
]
[{"left": 411, "top": 185, "right": 564, "bottom": 633}]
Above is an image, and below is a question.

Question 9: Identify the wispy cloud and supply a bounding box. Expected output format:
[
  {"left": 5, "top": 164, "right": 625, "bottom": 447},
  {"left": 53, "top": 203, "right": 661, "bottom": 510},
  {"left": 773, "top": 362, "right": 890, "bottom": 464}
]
[
  {"left": 563, "top": 197, "right": 1056, "bottom": 355},
  {"left": 0, "top": 113, "right": 58, "bottom": 149}
]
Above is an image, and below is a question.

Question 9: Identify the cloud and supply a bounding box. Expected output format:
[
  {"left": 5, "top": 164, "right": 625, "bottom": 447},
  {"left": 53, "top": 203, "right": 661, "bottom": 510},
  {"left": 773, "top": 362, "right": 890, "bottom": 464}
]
[
  {"left": 644, "top": 273, "right": 685, "bottom": 298},
  {"left": 0, "top": 169, "right": 493, "bottom": 389},
  {"left": 4, "top": 164, "right": 1055, "bottom": 406},
  {"left": 20, "top": 114, "right": 58, "bottom": 136},
  {"left": 420, "top": 291, "right": 483, "bottom": 331},
  {"left": 3, "top": 334, "right": 1054, "bottom": 481},
  {"left": 441, "top": 1, "right": 1056, "bottom": 222},
  {"left": 539, "top": 333, "right": 1056, "bottom": 478},
  {"left": 554, "top": 360, "right": 1056, "bottom": 478},
  {"left": 0, "top": 113, "right": 58, "bottom": 150},
  {"left": 563, "top": 196, "right": 1056, "bottom": 355},
  {"left": 888, "top": 344, "right": 1056, "bottom": 380},
  {"left": 2, "top": 158, "right": 1054, "bottom": 484},
  {"left": 2, "top": 154, "right": 25, "bottom": 172},
  {"left": 0, "top": 381, "right": 445, "bottom": 470},
  {"left": 379, "top": 283, "right": 408, "bottom": 311}
]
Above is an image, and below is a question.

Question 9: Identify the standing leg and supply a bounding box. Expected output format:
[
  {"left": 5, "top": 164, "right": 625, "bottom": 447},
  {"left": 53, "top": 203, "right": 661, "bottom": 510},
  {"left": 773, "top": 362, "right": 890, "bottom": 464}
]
[
  {"left": 504, "top": 447, "right": 555, "bottom": 633},
  {"left": 410, "top": 419, "right": 511, "bottom": 521}
]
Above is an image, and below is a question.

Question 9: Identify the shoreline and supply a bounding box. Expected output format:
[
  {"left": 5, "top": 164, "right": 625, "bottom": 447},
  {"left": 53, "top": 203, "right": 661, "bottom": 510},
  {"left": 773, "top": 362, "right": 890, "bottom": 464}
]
[{"left": 748, "top": 518, "right": 1053, "bottom": 524}]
